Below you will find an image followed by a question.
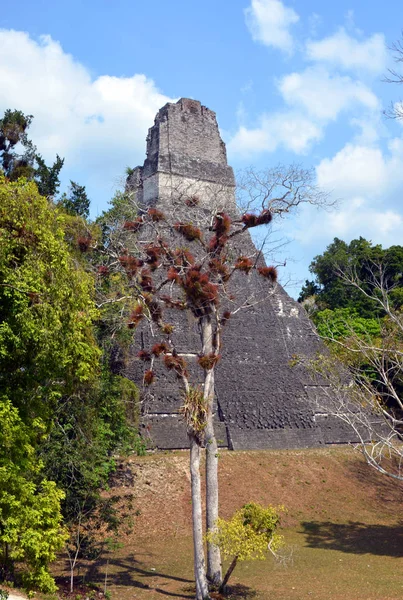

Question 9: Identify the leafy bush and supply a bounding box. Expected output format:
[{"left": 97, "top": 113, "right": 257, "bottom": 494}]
[
  {"left": 207, "top": 502, "right": 284, "bottom": 592},
  {"left": 0, "top": 398, "right": 67, "bottom": 592}
]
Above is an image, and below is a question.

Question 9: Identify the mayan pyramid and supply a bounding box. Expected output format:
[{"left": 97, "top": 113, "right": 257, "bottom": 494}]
[{"left": 125, "top": 98, "right": 353, "bottom": 450}]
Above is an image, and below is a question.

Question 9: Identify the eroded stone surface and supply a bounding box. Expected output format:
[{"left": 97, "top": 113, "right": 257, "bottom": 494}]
[{"left": 126, "top": 98, "right": 355, "bottom": 450}]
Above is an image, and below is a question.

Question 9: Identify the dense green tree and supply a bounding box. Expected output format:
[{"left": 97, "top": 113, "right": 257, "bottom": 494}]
[
  {"left": 0, "top": 109, "right": 64, "bottom": 197},
  {"left": 0, "top": 110, "right": 35, "bottom": 180},
  {"left": 0, "top": 399, "right": 67, "bottom": 593},
  {"left": 299, "top": 279, "right": 320, "bottom": 303},
  {"left": 0, "top": 165, "right": 141, "bottom": 593},
  {"left": 59, "top": 181, "right": 90, "bottom": 219},
  {"left": 0, "top": 175, "right": 99, "bottom": 425},
  {"left": 299, "top": 237, "right": 403, "bottom": 318},
  {"left": 314, "top": 307, "right": 381, "bottom": 340},
  {"left": 0, "top": 175, "right": 100, "bottom": 590},
  {"left": 41, "top": 371, "right": 139, "bottom": 525},
  {"left": 35, "top": 153, "right": 64, "bottom": 198}
]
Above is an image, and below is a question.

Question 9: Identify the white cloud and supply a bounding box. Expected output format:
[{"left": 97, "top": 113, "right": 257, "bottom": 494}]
[
  {"left": 292, "top": 138, "right": 403, "bottom": 250},
  {"left": 228, "top": 111, "right": 322, "bottom": 156},
  {"left": 228, "top": 66, "right": 380, "bottom": 158},
  {"left": 238, "top": 8, "right": 386, "bottom": 162},
  {"left": 316, "top": 143, "right": 388, "bottom": 195},
  {"left": 279, "top": 67, "right": 379, "bottom": 121},
  {"left": 306, "top": 28, "right": 387, "bottom": 74},
  {"left": 275, "top": 113, "right": 322, "bottom": 152},
  {"left": 229, "top": 124, "right": 273, "bottom": 155},
  {"left": 295, "top": 198, "right": 403, "bottom": 248},
  {"left": 316, "top": 139, "right": 403, "bottom": 197},
  {"left": 245, "top": 0, "right": 299, "bottom": 54},
  {"left": 0, "top": 29, "right": 174, "bottom": 209}
]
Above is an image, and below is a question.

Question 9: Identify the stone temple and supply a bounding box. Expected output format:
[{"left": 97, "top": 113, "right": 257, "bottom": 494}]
[{"left": 125, "top": 98, "right": 353, "bottom": 450}]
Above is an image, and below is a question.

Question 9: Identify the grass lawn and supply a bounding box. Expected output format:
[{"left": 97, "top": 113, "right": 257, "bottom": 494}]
[{"left": 35, "top": 447, "right": 403, "bottom": 599}]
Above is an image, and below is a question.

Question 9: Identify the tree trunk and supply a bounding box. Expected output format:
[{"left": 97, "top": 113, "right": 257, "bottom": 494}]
[
  {"left": 201, "top": 317, "right": 222, "bottom": 586},
  {"left": 70, "top": 566, "right": 74, "bottom": 594},
  {"left": 189, "top": 433, "right": 210, "bottom": 600},
  {"left": 219, "top": 555, "right": 238, "bottom": 594}
]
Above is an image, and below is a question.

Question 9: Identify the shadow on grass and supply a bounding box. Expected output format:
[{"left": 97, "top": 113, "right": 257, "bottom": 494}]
[
  {"left": 224, "top": 583, "right": 258, "bottom": 599},
  {"left": 57, "top": 554, "right": 259, "bottom": 599},
  {"left": 300, "top": 520, "right": 403, "bottom": 557},
  {"left": 57, "top": 553, "right": 194, "bottom": 598},
  {"left": 191, "top": 583, "right": 257, "bottom": 599}
]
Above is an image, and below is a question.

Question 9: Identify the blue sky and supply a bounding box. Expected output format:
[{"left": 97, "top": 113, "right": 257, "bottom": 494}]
[{"left": 1, "top": 0, "right": 402, "bottom": 296}]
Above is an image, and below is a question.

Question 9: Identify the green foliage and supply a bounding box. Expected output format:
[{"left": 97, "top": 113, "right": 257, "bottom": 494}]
[
  {"left": 38, "top": 368, "right": 140, "bottom": 567},
  {"left": 299, "top": 280, "right": 320, "bottom": 303},
  {"left": 96, "top": 190, "right": 139, "bottom": 246},
  {"left": 207, "top": 503, "right": 284, "bottom": 562},
  {"left": 0, "top": 150, "right": 142, "bottom": 593},
  {"left": 301, "top": 238, "right": 403, "bottom": 430},
  {"left": 59, "top": 181, "right": 90, "bottom": 219},
  {"left": 299, "top": 237, "right": 403, "bottom": 318},
  {"left": 0, "top": 110, "right": 64, "bottom": 197},
  {"left": 314, "top": 308, "right": 382, "bottom": 382},
  {"left": 35, "top": 154, "right": 64, "bottom": 198},
  {"left": 0, "top": 175, "right": 100, "bottom": 424},
  {"left": 0, "top": 398, "right": 67, "bottom": 592},
  {"left": 42, "top": 372, "right": 140, "bottom": 502},
  {"left": 0, "top": 110, "right": 35, "bottom": 180},
  {"left": 0, "top": 176, "right": 106, "bottom": 590},
  {"left": 389, "top": 286, "right": 403, "bottom": 309},
  {"left": 315, "top": 308, "right": 381, "bottom": 340}
]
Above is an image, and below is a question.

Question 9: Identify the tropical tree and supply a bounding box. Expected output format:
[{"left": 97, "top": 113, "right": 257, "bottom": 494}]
[
  {"left": 299, "top": 237, "right": 403, "bottom": 317},
  {"left": 314, "top": 307, "right": 381, "bottom": 340},
  {"left": 0, "top": 175, "right": 99, "bottom": 423},
  {"left": 0, "top": 159, "right": 141, "bottom": 593},
  {"left": 206, "top": 503, "right": 284, "bottom": 595},
  {"left": 0, "top": 398, "right": 67, "bottom": 593},
  {"left": 0, "top": 109, "right": 64, "bottom": 197},
  {"left": 96, "top": 193, "right": 277, "bottom": 598},
  {"left": 0, "top": 110, "right": 36, "bottom": 179},
  {"left": 0, "top": 175, "right": 100, "bottom": 590},
  {"left": 58, "top": 180, "right": 91, "bottom": 218},
  {"left": 35, "top": 153, "right": 64, "bottom": 198}
]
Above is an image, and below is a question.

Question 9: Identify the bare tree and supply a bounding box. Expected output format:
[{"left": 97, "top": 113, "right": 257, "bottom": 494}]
[
  {"left": 237, "top": 165, "right": 333, "bottom": 215},
  {"left": 383, "top": 35, "right": 403, "bottom": 120},
  {"left": 302, "top": 261, "right": 403, "bottom": 481}
]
